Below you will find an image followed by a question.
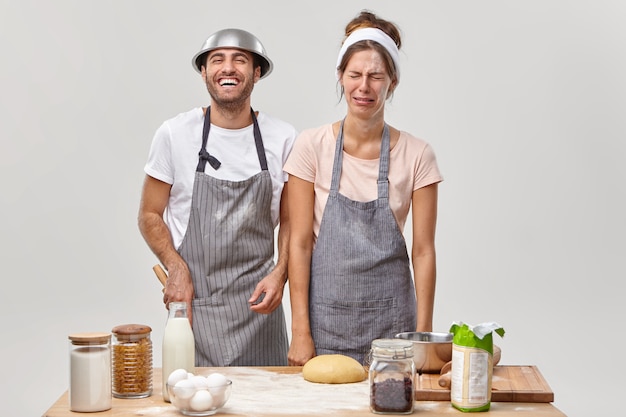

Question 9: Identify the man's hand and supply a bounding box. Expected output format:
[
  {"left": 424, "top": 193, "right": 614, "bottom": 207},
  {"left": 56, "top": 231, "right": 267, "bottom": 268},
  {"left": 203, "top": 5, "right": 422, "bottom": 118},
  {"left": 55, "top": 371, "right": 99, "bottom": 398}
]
[
  {"left": 248, "top": 269, "right": 285, "bottom": 314},
  {"left": 163, "top": 262, "right": 195, "bottom": 324}
]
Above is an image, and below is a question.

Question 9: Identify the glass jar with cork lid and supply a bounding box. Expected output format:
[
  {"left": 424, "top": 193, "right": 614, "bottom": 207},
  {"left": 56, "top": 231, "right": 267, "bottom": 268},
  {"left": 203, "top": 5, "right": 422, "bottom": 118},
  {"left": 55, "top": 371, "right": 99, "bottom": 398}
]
[
  {"left": 111, "top": 324, "right": 153, "bottom": 398},
  {"left": 369, "top": 338, "right": 415, "bottom": 414}
]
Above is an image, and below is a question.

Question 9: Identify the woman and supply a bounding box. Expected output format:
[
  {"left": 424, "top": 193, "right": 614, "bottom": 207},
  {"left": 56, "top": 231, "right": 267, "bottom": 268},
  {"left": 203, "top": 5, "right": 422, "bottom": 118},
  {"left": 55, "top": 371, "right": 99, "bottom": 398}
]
[{"left": 285, "top": 11, "right": 443, "bottom": 366}]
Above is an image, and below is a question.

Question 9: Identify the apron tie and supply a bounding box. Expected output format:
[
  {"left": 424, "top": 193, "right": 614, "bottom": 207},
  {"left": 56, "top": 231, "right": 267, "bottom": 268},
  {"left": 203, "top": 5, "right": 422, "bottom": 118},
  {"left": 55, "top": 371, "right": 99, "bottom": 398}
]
[{"left": 198, "top": 148, "right": 221, "bottom": 170}]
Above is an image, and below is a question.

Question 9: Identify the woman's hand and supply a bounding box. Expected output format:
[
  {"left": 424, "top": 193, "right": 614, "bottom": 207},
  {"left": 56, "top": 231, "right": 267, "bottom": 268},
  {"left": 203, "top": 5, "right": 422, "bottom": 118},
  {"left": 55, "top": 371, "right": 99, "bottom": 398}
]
[{"left": 288, "top": 333, "right": 316, "bottom": 366}]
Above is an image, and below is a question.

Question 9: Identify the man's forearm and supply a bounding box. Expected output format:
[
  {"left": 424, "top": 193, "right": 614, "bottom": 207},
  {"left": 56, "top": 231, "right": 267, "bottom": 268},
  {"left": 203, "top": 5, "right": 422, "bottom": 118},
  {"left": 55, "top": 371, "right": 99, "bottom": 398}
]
[{"left": 138, "top": 212, "right": 186, "bottom": 271}]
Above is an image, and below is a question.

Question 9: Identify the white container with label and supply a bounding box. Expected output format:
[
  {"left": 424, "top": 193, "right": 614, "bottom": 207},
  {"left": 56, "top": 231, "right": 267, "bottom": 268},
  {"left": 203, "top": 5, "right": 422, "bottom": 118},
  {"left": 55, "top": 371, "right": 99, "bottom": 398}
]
[
  {"left": 450, "top": 345, "right": 493, "bottom": 411},
  {"left": 449, "top": 321, "right": 505, "bottom": 412}
]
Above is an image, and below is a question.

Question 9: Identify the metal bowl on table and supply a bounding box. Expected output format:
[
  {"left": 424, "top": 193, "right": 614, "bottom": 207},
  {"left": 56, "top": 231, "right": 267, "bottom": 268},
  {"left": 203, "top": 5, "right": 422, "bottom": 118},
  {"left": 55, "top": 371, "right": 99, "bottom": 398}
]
[{"left": 394, "top": 331, "right": 453, "bottom": 374}]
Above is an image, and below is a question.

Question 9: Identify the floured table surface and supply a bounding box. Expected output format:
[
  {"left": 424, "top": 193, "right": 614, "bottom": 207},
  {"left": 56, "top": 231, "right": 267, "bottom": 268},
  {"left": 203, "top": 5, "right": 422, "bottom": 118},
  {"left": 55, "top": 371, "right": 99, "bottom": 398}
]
[{"left": 43, "top": 366, "right": 565, "bottom": 417}]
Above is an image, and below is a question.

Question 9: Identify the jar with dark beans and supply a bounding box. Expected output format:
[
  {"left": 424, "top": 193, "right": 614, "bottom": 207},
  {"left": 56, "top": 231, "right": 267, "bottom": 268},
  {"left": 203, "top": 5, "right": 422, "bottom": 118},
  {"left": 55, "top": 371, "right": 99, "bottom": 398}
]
[
  {"left": 371, "top": 377, "right": 414, "bottom": 413},
  {"left": 368, "top": 339, "right": 415, "bottom": 415}
]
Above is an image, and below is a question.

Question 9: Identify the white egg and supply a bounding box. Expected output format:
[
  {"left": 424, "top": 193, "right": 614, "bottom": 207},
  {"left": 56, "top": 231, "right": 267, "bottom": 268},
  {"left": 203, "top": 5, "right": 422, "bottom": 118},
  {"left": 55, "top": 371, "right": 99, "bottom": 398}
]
[
  {"left": 210, "top": 390, "right": 226, "bottom": 407},
  {"left": 190, "top": 375, "right": 209, "bottom": 389},
  {"left": 170, "top": 392, "right": 190, "bottom": 410},
  {"left": 206, "top": 373, "right": 229, "bottom": 405},
  {"left": 167, "top": 368, "right": 189, "bottom": 387},
  {"left": 206, "top": 372, "right": 228, "bottom": 387},
  {"left": 173, "top": 378, "right": 197, "bottom": 400},
  {"left": 189, "top": 389, "right": 213, "bottom": 411}
]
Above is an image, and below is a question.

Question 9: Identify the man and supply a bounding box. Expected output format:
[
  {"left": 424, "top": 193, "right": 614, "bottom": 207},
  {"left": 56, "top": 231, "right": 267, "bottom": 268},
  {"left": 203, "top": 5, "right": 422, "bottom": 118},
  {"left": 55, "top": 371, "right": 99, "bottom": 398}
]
[{"left": 138, "top": 28, "right": 296, "bottom": 366}]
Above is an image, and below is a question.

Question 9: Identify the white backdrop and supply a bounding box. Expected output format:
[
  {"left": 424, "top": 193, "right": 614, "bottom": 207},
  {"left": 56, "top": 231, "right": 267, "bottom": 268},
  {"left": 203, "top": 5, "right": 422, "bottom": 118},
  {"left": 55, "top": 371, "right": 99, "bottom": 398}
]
[{"left": 1, "top": 1, "right": 624, "bottom": 416}]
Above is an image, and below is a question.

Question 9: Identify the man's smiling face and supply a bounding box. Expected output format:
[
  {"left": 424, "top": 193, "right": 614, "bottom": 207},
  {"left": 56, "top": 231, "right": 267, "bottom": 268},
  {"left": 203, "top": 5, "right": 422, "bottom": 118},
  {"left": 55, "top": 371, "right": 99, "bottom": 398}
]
[{"left": 201, "top": 48, "right": 260, "bottom": 109}]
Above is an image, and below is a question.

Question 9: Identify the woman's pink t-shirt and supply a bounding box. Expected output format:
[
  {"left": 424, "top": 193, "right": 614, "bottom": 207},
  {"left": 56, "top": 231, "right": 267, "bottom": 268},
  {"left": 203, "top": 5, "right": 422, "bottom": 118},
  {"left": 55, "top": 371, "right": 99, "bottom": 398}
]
[{"left": 284, "top": 124, "right": 443, "bottom": 240}]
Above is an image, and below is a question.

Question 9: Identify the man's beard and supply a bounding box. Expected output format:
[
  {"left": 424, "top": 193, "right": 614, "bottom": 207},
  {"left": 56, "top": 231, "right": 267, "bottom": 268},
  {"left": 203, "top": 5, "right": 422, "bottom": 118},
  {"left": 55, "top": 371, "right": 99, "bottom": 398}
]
[{"left": 205, "top": 74, "right": 255, "bottom": 113}]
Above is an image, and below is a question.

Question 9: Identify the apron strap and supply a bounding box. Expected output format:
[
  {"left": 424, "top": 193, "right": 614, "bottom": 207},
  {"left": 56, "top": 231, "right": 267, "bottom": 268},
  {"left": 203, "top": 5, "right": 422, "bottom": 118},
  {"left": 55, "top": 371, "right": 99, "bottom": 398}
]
[
  {"left": 251, "top": 110, "right": 269, "bottom": 171},
  {"left": 329, "top": 120, "right": 345, "bottom": 196},
  {"left": 196, "top": 106, "right": 268, "bottom": 172},
  {"left": 197, "top": 106, "right": 221, "bottom": 171},
  {"left": 377, "top": 124, "right": 391, "bottom": 201}
]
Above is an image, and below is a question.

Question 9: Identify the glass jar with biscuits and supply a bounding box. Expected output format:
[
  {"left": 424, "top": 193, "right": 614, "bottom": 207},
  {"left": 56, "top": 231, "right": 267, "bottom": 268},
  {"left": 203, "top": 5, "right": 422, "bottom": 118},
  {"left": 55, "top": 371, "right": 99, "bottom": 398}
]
[{"left": 111, "top": 323, "right": 153, "bottom": 398}]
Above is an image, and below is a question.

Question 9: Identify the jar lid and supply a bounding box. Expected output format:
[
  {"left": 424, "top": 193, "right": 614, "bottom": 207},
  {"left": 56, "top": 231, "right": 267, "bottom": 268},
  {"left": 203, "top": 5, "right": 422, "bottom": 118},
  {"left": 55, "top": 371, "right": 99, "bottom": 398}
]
[
  {"left": 68, "top": 332, "right": 111, "bottom": 345},
  {"left": 111, "top": 324, "right": 152, "bottom": 341},
  {"left": 371, "top": 338, "right": 413, "bottom": 359}
]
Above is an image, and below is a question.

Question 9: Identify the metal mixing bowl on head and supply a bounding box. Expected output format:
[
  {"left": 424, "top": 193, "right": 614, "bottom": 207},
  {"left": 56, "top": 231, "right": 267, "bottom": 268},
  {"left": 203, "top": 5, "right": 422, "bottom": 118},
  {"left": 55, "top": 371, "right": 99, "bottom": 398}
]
[
  {"left": 394, "top": 332, "right": 453, "bottom": 374},
  {"left": 191, "top": 28, "right": 274, "bottom": 78}
]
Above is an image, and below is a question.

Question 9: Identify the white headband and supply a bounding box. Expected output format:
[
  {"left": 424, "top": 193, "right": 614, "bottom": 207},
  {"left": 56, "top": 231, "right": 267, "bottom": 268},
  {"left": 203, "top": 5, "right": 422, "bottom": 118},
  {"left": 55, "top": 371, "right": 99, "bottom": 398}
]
[{"left": 335, "top": 27, "right": 401, "bottom": 81}]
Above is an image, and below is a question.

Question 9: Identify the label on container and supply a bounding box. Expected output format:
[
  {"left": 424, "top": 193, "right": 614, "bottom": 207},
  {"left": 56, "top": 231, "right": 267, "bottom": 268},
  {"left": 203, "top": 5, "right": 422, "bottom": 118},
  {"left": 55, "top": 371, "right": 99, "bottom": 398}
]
[{"left": 450, "top": 344, "right": 493, "bottom": 412}]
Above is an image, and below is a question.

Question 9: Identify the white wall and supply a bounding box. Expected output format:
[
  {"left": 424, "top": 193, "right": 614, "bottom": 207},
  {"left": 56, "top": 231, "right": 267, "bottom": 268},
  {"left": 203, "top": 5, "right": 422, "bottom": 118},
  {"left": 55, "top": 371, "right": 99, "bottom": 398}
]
[{"left": 2, "top": 1, "right": 624, "bottom": 416}]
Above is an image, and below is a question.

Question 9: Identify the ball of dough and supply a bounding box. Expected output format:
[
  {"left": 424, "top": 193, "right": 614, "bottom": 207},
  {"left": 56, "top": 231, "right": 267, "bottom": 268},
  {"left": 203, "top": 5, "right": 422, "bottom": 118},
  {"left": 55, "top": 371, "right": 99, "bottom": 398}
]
[{"left": 302, "top": 354, "right": 367, "bottom": 384}]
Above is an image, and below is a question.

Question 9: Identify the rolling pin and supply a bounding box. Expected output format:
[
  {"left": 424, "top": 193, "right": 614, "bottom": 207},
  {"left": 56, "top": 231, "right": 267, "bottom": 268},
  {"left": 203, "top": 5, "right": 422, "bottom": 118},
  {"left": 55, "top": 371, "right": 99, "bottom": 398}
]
[
  {"left": 438, "top": 344, "right": 501, "bottom": 388},
  {"left": 153, "top": 264, "right": 168, "bottom": 287}
]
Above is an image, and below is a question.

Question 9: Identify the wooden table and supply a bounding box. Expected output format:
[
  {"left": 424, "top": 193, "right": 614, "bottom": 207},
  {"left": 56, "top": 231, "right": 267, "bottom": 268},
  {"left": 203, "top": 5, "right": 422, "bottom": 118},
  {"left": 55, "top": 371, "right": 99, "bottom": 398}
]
[{"left": 43, "top": 367, "right": 567, "bottom": 417}]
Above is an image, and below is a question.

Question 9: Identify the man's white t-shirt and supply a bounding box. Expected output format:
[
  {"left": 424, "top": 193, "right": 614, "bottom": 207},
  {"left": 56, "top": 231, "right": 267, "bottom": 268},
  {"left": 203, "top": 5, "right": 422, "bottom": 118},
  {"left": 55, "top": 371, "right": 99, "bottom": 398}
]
[{"left": 144, "top": 107, "right": 297, "bottom": 249}]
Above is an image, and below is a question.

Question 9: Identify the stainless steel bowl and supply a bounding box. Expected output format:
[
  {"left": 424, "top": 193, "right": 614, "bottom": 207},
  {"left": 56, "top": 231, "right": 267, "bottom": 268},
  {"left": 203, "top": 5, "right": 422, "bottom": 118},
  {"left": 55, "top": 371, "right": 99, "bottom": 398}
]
[
  {"left": 394, "top": 332, "right": 453, "bottom": 374},
  {"left": 191, "top": 28, "right": 273, "bottom": 78}
]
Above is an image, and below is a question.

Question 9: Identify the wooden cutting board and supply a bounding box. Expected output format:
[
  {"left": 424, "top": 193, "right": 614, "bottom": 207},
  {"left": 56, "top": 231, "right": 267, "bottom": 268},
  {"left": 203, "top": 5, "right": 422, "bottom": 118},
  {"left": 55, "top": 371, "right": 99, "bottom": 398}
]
[{"left": 415, "top": 365, "right": 555, "bottom": 402}]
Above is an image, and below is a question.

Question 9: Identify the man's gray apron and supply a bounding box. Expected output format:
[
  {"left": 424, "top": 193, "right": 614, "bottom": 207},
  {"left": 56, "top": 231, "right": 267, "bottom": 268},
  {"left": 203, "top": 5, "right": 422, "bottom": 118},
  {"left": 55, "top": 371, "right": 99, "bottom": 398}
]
[
  {"left": 310, "top": 121, "right": 417, "bottom": 364},
  {"left": 177, "top": 106, "right": 288, "bottom": 366}
]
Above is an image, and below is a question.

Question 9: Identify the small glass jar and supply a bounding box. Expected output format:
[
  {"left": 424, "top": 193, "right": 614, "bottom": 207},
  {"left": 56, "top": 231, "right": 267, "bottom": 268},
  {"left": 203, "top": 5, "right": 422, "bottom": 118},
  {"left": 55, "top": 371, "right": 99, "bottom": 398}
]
[
  {"left": 111, "top": 324, "right": 153, "bottom": 398},
  {"left": 68, "top": 332, "right": 112, "bottom": 412},
  {"left": 369, "top": 338, "right": 415, "bottom": 414}
]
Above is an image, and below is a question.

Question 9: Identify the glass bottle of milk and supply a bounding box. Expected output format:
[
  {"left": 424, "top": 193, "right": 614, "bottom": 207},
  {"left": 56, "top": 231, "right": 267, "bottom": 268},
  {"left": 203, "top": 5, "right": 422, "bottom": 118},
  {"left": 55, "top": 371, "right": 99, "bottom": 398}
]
[{"left": 162, "top": 301, "right": 195, "bottom": 402}]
